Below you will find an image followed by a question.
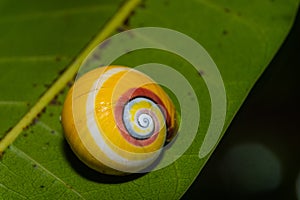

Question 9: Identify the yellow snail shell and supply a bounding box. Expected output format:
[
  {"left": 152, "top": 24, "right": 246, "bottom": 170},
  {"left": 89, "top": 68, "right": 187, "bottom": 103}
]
[{"left": 62, "top": 66, "right": 178, "bottom": 175}]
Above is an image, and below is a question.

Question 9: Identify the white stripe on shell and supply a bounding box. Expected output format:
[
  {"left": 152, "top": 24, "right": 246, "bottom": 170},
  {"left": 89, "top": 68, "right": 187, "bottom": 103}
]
[{"left": 85, "top": 67, "right": 160, "bottom": 172}]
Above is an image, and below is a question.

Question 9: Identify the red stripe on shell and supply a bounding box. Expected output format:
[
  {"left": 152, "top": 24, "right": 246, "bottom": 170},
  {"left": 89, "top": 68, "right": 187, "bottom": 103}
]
[{"left": 114, "top": 87, "right": 172, "bottom": 147}]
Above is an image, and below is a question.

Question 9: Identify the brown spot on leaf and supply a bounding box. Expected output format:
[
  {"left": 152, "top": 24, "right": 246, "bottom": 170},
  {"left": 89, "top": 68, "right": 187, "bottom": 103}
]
[
  {"left": 92, "top": 53, "right": 101, "bottom": 61},
  {"left": 59, "top": 89, "right": 65, "bottom": 95},
  {"left": 67, "top": 81, "right": 73, "bottom": 88},
  {"left": 222, "top": 30, "right": 228, "bottom": 35},
  {"left": 55, "top": 56, "right": 61, "bottom": 62},
  {"left": 33, "top": 118, "right": 39, "bottom": 125},
  {"left": 65, "top": 184, "right": 73, "bottom": 189},
  {"left": 44, "top": 83, "right": 51, "bottom": 88},
  {"left": 139, "top": 1, "right": 146, "bottom": 9},
  {"left": 58, "top": 68, "right": 66, "bottom": 76},
  {"left": 117, "top": 7, "right": 136, "bottom": 32},
  {"left": 5, "top": 127, "right": 12, "bottom": 134},
  {"left": 99, "top": 39, "right": 111, "bottom": 49},
  {"left": 198, "top": 70, "right": 205, "bottom": 76},
  {"left": 123, "top": 10, "right": 135, "bottom": 27},
  {"left": 50, "top": 95, "right": 62, "bottom": 106},
  {"left": 117, "top": 26, "right": 126, "bottom": 32},
  {"left": 22, "top": 126, "right": 29, "bottom": 131},
  {"left": 0, "top": 151, "right": 4, "bottom": 158},
  {"left": 224, "top": 7, "right": 231, "bottom": 13}
]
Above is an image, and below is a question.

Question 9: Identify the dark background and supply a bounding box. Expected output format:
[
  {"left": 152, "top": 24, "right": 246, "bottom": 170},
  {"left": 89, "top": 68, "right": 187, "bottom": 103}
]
[{"left": 182, "top": 9, "right": 300, "bottom": 200}]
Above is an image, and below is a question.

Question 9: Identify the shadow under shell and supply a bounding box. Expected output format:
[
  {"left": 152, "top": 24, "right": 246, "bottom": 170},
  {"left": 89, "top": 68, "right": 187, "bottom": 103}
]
[{"left": 62, "top": 139, "right": 146, "bottom": 184}]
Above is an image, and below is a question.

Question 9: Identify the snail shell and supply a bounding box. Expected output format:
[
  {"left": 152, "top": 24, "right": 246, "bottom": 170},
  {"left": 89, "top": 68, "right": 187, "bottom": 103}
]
[{"left": 62, "top": 66, "right": 178, "bottom": 175}]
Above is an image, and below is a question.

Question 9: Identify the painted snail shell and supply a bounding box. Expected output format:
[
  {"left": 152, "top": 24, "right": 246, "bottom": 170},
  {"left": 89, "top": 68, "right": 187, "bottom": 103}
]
[{"left": 62, "top": 66, "right": 178, "bottom": 175}]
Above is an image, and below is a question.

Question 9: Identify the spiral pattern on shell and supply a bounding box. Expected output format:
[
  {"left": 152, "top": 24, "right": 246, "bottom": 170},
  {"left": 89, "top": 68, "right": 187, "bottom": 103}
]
[
  {"left": 62, "top": 66, "right": 178, "bottom": 175},
  {"left": 121, "top": 97, "right": 162, "bottom": 141}
]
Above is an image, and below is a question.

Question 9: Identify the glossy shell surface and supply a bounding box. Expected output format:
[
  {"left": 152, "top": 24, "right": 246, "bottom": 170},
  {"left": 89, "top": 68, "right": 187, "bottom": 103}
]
[{"left": 62, "top": 66, "right": 177, "bottom": 175}]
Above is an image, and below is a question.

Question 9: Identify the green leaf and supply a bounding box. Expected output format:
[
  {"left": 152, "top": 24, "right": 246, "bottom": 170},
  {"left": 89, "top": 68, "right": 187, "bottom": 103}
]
[{"left": 0, "top": 0, "right": 298, "bottom": 199}]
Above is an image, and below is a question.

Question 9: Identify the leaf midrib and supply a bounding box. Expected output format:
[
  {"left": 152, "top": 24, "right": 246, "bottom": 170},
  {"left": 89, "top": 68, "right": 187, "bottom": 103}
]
[{"left": 0, "top": 0, "right": 142, "bottom": 154}]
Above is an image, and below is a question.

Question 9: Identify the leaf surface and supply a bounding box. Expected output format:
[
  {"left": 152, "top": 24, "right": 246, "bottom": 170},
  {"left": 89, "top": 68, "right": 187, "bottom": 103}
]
[{"left": 0, "top": 0, "right": 298, "bottom": 199}]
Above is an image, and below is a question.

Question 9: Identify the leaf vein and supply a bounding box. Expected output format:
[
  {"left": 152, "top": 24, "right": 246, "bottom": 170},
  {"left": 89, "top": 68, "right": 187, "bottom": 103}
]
[
  {"left": 36, "top": 121, "right": 61, "bottom": 137},
  {"left": 0, "top": 183, "right": 27, "bottom": 199},
  {"left": 0, "top": 4, "right": 114, "bottom": 24},
  {"left": 0, "top": 55, "right": 69, "bottom": 63},
  {"left": 192, "top": 0, "right": 267, "bottom": 38},
  {"left": 9, "top": 145, "right": 86, "bottom": 200},
  {"left": 0, "top": 101, "right": 28, "bottom": 106}
]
